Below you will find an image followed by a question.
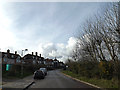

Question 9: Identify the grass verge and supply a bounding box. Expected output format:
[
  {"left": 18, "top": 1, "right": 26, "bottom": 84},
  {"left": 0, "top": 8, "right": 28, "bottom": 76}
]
[{"left": 62, "top": 70, "right": 118, "bottom": 88}]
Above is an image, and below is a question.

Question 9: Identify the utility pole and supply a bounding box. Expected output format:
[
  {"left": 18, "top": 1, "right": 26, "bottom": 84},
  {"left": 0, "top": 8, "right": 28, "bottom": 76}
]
[{"left": 21, "top": 49, "right": 28, "bottom": 77}]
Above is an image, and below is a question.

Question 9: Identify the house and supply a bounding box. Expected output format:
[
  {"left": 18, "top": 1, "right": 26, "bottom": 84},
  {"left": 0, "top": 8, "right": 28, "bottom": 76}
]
[
  {"left": 45, "top": 58, "right": 54, "bottom": 67},
  {"left": 53, "top": 57, "right": 59, "bottom": 68},
  {"left": 1, "top": 49, "right": 64, "bottom": 68},
  {"left": 59, "top": 61, "right": 65, "bottom": 68},
  {"left": 2, "top": 49, "right": 21, "bottom": 64},
  {"left": 37, "top": 54, "right": 45, "bottom": 65},
  {"left": 23, "top": 52, "right": 44, "bottom": 65},
  {"left": 23, "top": 52, "right": 36, "bottom": 64}
]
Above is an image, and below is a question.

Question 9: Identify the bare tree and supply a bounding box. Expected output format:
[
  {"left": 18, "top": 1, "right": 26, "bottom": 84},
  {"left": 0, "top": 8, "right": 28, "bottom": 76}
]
[{"left": 71, "top": 2, "right": 120, "bottom": 78}]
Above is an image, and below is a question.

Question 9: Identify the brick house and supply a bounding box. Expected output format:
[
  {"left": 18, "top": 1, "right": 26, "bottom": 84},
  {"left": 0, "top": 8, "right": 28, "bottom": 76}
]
[
  {"left": 2, "top": 49, "right": 21, "bottom": 64},
  {"left": 1, "top": 50, "right": 65, "bottom": 67},
  {"left": 53, "top": 57, "right": 59, "bottom": 68},
  {"left": 37, "top": 54, "right": 45, "bottom": 65},
  {"left": 59, "top": 61, "right": 65, "bottom": 68},
  {"left": 45, "top": 58, "right": 54, "bottom": 67},
  {"left": 23, "top": 52, "right": 44, "bottom": 65}
]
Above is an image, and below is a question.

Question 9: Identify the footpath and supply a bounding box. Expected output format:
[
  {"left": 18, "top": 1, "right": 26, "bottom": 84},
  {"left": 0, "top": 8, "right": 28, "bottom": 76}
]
[{"left": 2, "top": 75, "right": 34, "bottom": 88}]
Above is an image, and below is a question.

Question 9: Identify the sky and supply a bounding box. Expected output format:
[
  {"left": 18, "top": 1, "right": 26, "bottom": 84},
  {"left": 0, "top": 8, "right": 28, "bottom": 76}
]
[{"left": 0, "top": 2, "right": 108, "bottom": 62}]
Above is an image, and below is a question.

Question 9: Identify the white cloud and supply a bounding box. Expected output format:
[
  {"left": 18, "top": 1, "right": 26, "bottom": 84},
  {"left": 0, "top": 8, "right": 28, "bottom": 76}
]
[
  {"left": 66, "top": 37, "right": 77, "bottom": 55},
  {"left": 37, "top": 37, "right": 77, "bottom": 62},
  {"left": 38, "top": 42, "right": 57, "bottom": 58}
]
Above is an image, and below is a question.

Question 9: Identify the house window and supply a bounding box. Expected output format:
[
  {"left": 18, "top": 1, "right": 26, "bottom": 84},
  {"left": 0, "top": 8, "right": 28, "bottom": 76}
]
[
  {"left": 11, "top": 55, "right": 14, "bottom": 58},
  {"left": 38, "top": 61, "right": 41, "bottom": 64},
  {"left": 23, "top": 61, "right": 25, "bottom": 64},
  {"left": 44, "top": 61, "right": 46, "bottom": 64},
  {"left": 33, "top": 60, "right": 36, "bottom": 64},
  {"left": 17, "top": 59, "right": 21, "bottom": 63},
  {"left": 4, "top": 58, "right": 7, "bottom": 62},
  {"left": 5, "top": 54, "right": 7, "bottom": 57},
  {"left": 17, "top": 56, "right": 20, "bottom": 59},
  {"left": 33, "top": 56, "right": 34, "bottom": 59}
]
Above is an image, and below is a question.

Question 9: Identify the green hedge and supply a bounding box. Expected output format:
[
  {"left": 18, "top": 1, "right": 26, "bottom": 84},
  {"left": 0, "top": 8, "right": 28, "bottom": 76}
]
[{"left": 2, "top": 64, "right": 42, "bottom": 78}]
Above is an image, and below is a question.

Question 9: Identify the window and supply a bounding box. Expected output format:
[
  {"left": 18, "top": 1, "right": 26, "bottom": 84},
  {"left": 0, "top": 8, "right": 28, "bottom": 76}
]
[
  {"left": 11, "top": 55, "right": 14, "bottom": 58},
  {"left": 33, "top": 56, "right": 34, "bottom": 59},
  {"left": 17, "top": 59, "right": 20, "bottom": 63},
  {"left": 4, "top": 58, "right": 7, "bottom": 62},
  {"left": 5, "top": 54, "right": 7, "bottom": 57},
  {"left": 44, "top": 61, "right": 46, "bottom": 64},
  {"left": 17, "top": 56, "right": 20, "bottom": 59},
  {"left": 33, "top": 60, "right": 36, "bottom": 64}
]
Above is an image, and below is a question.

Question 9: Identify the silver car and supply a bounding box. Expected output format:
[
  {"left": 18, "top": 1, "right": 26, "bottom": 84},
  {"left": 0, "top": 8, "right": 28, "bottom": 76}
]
[{"left": 39, "top": 68, "right": 47, "bottom": 76}]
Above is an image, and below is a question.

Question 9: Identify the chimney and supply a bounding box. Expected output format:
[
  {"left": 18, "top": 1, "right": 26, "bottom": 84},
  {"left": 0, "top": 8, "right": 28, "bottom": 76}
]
[
  {"left": 35, "top": 52, "right": 38, "bottom": 56},
  {"left": 40, "top": 54, "right": 41, "bottom": 57},
  {"left": 32, "top": 52, "right": 34, "bottom": 55},
  {"left": 15, "top": 51, "right": 17, "bottom": 54},
  {"left": 7, "top": 49, "right": 10, "bottom": 53}
]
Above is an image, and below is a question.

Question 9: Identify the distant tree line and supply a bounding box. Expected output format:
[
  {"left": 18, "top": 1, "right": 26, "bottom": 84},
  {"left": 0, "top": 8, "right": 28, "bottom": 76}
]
[{"left": 66, "top": 3, "right": 120, "bottom": 80}]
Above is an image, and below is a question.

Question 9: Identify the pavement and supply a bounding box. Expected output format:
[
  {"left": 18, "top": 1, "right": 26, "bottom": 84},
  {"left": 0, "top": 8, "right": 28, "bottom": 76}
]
[
  {"left": 2, "top": 69, "right": 99, "bottom": 89},
  {"left": 2, "top": 75, "right": 34, "bottom": 88}
]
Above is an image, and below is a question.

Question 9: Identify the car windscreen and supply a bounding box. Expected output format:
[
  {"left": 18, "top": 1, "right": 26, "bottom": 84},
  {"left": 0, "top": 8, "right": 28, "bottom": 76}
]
[{"left": 40, "top": 68, "right": 44, "bottom": 70}]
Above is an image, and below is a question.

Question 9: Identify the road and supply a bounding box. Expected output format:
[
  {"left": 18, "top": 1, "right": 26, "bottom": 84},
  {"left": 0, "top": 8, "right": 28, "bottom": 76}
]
[
  {"left": 30, "top": 70, "right": 95, "bottom": 88},
  {"left": 2, "top": 70, "right": 97, "bottom": 89}
]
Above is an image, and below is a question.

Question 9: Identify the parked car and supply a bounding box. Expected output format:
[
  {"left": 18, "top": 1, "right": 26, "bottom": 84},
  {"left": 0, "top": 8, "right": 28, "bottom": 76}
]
[
  {"left": 33, "top": 70, "right": 45, "bottom": 79},
  {"left": 39, "top": 68, "right": 47, "bottom": 76}
]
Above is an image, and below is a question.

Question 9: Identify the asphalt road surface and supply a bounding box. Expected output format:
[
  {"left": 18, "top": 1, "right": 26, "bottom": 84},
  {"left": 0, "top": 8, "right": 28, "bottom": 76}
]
[{"left": 30, "top": 70, "right": 95, "bottom": 88}]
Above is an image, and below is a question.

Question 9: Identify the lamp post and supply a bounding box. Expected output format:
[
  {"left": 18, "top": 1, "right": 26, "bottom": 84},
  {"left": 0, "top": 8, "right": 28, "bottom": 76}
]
[{"left": 21, "top": 49, "right": 28, "bottom": 76}]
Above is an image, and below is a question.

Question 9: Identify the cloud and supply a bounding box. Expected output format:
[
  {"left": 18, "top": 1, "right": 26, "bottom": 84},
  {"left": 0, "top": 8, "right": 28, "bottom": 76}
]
[
  {"left": 0, "top": 2, "right": 108, "bottom": 63},
  {"left": 0, "top": 3, "right": 17, "bottom": 50},
  {"left": 38, "top": 37, "right": 77, "bottom": 62},
  {"left": 66, "top": 37, "right": 77, "bottom": 55}
]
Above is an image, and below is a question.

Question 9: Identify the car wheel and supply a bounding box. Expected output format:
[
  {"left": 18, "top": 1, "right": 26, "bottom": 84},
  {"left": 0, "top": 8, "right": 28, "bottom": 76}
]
[
  {"left": 34, "top": 77, "right": 37, "bottom": 79},
  {"left": 42, "top": 76, "right": 45, "bottom": 79}
]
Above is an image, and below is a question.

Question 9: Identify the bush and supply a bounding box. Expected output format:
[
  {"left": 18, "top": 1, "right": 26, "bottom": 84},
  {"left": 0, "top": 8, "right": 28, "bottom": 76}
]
[
  {"left": 66, "top": 60, "right": 116, "bottom": 80},
  {"left": 2, "top": 64, "right": 38, "bottom": 78}
]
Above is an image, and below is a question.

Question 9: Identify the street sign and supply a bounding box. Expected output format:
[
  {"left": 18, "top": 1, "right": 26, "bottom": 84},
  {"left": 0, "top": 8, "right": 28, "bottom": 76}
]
[{"left": 6, "top": 64, "right": 10, "bottom": 71}]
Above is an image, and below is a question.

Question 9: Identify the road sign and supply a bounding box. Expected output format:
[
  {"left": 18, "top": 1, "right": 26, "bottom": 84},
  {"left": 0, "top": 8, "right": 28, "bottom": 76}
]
[{"left": 6, "top": 64, "right": 10, "bottom": 71}]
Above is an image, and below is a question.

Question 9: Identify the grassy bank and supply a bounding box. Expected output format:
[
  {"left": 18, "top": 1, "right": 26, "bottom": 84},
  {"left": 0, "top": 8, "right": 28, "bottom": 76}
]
[{"left": 62, "top": 70, "right": 118, "bottom": 88}]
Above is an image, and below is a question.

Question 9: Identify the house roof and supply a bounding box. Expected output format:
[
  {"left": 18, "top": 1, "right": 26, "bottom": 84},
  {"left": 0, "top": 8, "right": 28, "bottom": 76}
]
[
  {"left": 54, "top": 58, "right": 58, "bottom": 61},
  {"left": 23, "top": 54, "right": 44, "bottom": 60},
  {"left": 59, "top": 62, "right": 64, "bottom": 64},
  {"left": 46, "top": 59, "right": 53, "bottom": 62},
  {"left": 2, "top": 52, "right": 20, "bottom": 59}
]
